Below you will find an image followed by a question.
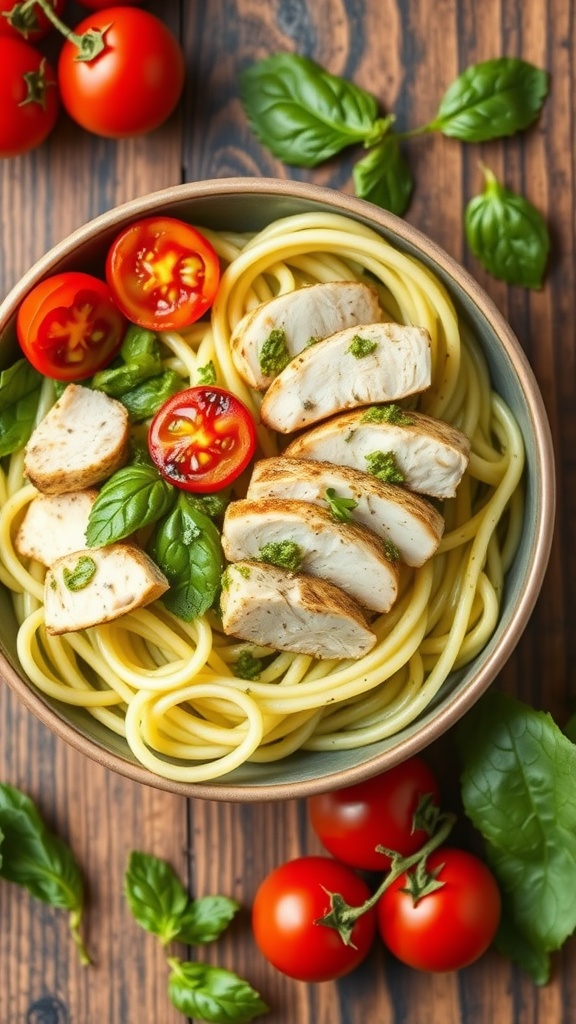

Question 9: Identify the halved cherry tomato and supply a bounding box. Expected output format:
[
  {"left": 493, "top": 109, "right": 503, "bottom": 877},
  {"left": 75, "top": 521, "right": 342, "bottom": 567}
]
[
  {"left": 148, "top": 386, "right": 257, "bottom": 493},
  {"left": 106, "top": 216, "right": 220, "bottom": 331},
  {"left": 17, "top": 271, "right": 126, "bottom": 381}
]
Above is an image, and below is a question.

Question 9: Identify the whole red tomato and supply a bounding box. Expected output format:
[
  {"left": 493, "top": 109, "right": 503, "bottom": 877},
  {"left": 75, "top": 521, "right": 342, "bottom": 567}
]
[
  {"left": 57, "top": 7, "right": 185, "bottom": 138},
  {"left": 309, "top": 756, "right": 441, "bottom": 871},
  {"left": 0, "top": 0, "right": 66, "bottom": 41},
  {"left": 0, "top": 36, "right": 59, "bottom": 157},
  {"left": 17, "top": 271, "right": 126, "bottom": 380},
  {"left": 252, "top": 855, "right": 376, "bottom": 982},
  {"left": 377, "top": 847, "right": 501, "bottom": 972}
]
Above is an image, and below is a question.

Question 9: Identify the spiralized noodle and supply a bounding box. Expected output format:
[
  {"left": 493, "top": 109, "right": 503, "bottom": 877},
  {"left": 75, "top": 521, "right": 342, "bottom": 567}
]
[{"left": 0, "top": 211, "right": 525, "bottom": 781}]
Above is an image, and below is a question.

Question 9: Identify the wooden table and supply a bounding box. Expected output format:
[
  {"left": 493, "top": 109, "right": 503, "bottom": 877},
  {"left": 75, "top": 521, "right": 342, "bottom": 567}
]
[{"left": 0, "top": 2, "right": 573, "bottom": 1022}]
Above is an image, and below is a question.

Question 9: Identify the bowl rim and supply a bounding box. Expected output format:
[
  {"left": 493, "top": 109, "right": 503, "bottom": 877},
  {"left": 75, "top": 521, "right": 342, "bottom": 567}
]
[{"left": 0, "top": 176, "right": 556, "bottom": 801}]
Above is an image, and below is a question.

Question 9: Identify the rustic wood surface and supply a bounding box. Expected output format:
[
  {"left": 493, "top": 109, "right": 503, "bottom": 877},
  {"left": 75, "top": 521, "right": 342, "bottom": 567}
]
[{"left": 0, "top": 1, "right": 574, "bottom": 1022}]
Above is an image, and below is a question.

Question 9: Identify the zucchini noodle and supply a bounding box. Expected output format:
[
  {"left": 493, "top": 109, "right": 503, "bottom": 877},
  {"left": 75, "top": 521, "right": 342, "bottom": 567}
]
[{"left": 0, "top": 211, "right": 525, "bottom": 781}]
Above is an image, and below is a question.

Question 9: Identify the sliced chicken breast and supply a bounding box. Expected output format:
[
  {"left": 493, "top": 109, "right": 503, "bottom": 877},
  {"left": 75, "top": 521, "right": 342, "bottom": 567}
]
[
  {"left": 221, "top": 560, "right": 376, "bottom": 660},
  {"left": 260, "top": 323, "right": 432, "bottom": 433},
  {"left": 222, "top": 497, "right": 399, "bottom": 614},
  {"left": 284, "top": 406, "right": 471, "bottom": 500},
  {"left": 24, "top": 384, "right": 130, "bottom": 495},
  {"left": 230, "top": 280, "right": 383, "bottom": 390},
  {"left": 15, "top": 489, "right": 98, "bottom": 567},
  {"left": 44, "top": 543, "right": 169, "bottom": 635},
  {"left": 247, "top": 457, "right": 444, "bottom": 567}
]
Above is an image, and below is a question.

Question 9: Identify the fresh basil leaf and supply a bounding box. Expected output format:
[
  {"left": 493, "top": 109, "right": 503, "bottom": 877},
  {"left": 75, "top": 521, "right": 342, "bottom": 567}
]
[
  {"left": 86, "top": 464, "right": 177, "bottom": 547},
  {"left": 91, "top": 353, "right": 162, "bottom": 397},
  {"left": 457, "top": 692, "right": 576, "bottom": 981},
  {"left": 125, "top": 851, "right": 190, "bottom": 945},
  {"left": 174, "top": 895, "right": 240, "bottom": 945},
  {"left": 239, "top": 52, "right": 385, "bottom": 167},
  {"left": 0, "top": 783, "right": 89, "bottom": 964},
  {"left": 118, "top": 370, "right": 185, "bottom": 422},
  {"left": 0, "top": 358, "right": 43, "bottom": 457},
  {"left": 494, "top": 897, "right": 551, "bottom": 986},
  {"left": 429, "top": 57, "right": 548, "bottom": 141},
  {"left": 324, "top": 487, "right": 358, "bottom": 523},
  {"left": 120, "top": 323, "right": 160, "bottom": 365},
  {"left": 353, "top": 136, "right": 414, "bottom": 216},
  {"left": 465, "top": 166, "right": 549, "bottom": 288},
  {"left": 149, "top": 494, "right": 223, "bottom": 621},
  {"left": 563, "top": 713, "right": 576, "bottom": 744},
  {"left": 167, "top": 958, "right": 269, "bottom": 1023}
]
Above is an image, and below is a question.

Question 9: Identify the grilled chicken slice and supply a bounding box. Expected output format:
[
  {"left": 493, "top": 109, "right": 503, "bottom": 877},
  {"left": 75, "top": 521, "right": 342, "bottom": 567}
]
[
  {"left": 222, "top": 498, "right": 399, "bottom": 614},
  {"left": 260, "top": 323, "right": 432, "bottom": 433},
  {"left": 44, "top": 543, "right": 169, "bottom": 635},
  {"left": 284, "top": 407, "right": 470, "bottom": 500},
  {"left": 230, "top": 280, "right": 383, "bottom": 390},
  {"left": 15, "top": 489, "right": 98, "bottom": 567},
  {"left": 247, "top": 457, "right": 444, "bottom": 567},
  {"left": 221, "top": 560, "right": 376, "bottom": 660},
  {"left": 24, "top": 384, "right": 130, "bottom": 495}
]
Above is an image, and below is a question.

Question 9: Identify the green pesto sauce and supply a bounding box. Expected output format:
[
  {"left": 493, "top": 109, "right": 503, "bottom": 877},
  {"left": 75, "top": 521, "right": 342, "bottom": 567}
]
[
  {"left": 259, "top": 329, "right": 291, "bottom": 375},
  {"left": 259, "top": 540, "right": 303, "bottom": 572},
  {"left": 365, "top": 450, "right": 405, "bottom": 484},
  {"left": 62, "top": 555, "right": 97, "bottom": 592},
  {"left": 384, "top": 538, "right": 401, "bottom": 561},
  {"left": 346, "top": 334, "right": 378, "bottom": 358},
  {"left": 361, "top": 403, "right": 414, "bottom": 425},
  {"left": 234, "top": 649, "right": 263, "bottom": 681}
]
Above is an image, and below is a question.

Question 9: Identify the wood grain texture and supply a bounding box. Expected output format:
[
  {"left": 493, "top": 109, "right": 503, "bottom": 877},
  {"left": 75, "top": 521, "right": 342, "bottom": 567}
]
[{"left": 0, "top": 1, "right": 574, "bottom": 1022}]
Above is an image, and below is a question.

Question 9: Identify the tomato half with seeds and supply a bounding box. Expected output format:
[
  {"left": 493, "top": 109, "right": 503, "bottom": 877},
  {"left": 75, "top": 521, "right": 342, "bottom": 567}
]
[
  {"left": 17, "top": 272, "right": 126, "bottom": 381},
  {"left": 148, "top": 386, "right": 257, "bottom": 493},
  {"left": 106, "top": 216, "right": 221, "bottom": 331}
]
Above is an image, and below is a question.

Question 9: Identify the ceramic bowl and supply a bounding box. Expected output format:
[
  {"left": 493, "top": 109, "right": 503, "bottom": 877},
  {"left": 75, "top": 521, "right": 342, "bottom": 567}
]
[{"left": 0, "top": 178, "right": 555, "bottom": 800}]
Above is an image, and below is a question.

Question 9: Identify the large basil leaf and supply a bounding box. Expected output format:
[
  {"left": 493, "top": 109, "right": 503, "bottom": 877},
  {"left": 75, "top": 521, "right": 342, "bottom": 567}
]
[
  {"left": 457, "top": 692, "right": 576, "bottom": 984},
  {"left": 465, "top": 166, "right": 549, "bottom": 288},
  {"left": 0, "top": 358, "right": 43, "bottom": 457},
  {"left": 86, "top": 463, "right": 177, "bottom": 546},
  {"left": 125, "top": 851, "right": 190, "bottom": 944},
  {"left": 167, "top": 958, "right": 269, "bottom": 1023},
  {"left": 239, "top": 52, "right": 385, "bottom": 167},
  {"left": 353, "top": 135, "right": 414, "bottom": 216},
  {"left": 148, "top": 493, "right": 223, "bottom": 620},
  {"left": 430, "top": 57, "right": 548, "bottom": 141}
]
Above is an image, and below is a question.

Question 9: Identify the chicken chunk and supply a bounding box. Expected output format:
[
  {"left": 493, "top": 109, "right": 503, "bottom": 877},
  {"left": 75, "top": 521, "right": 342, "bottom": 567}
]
[
  {"left": 24, "top": 384, "right": 130, "bottom": 494},
  {"left": 247, "top": 457, "right": 444, "bottom": 567},
  {"left": 230, "top": 280, "right": 383, "bottom": 390},
  {"left": 44, "top": 543, "right": 169, "bottom": 635},
  {"left": 260, "top": 323, "right": 432, "bottom": 433},
  {"left": 221, "top": 560, "right": 376, "bottom": 660},
  {"left": 15, "top": 489, "right": 98, "bottom": 567},
  {"left": 284, "top": 406, "right": 471, "bottom": 500},
  {"left": 222, "top": 497, "right": 399, "bottom": 614}
]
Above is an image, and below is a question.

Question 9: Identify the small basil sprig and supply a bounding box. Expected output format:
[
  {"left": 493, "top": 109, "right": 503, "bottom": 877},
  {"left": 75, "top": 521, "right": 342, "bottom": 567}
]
[
  {"left": 125, "top": 851, "right": 239, "bottom": 946},
  {"left": 457, "top": 692, "right": 576, "bottom": 985},
  {"left": 125, "top": 851, "right": 268, "bottom": 1024},
  {"left": 167, "top": 958, "right": 269, "bottom": 1024},
  {"left": 86, "top": 463, "right": 177, "bottom": 547},
  {"left": 465, "top": 164, "right": 550, "bottom": 288},
  {"left": 353, "top": 133, "right": 414, "bottom": 216},
  {"left": 148, "top": 493, "right": 223, "bottom": 620},
  {"left": 91, "top": 323, "right": 185, "bottom": 421},
  {"left": 0, "top": 783, "right": 90, "bottom": 965},
  {"left": 239, "top": 52, "right": 389, "bottom": 167},
  {"left": 0, "top": 358, "right": 43, "bottom": 457}
]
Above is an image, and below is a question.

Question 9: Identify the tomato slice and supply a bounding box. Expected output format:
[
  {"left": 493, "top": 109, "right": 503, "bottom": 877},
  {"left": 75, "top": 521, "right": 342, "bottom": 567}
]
[
  {"left": 105, "top": 216, "right": 221, "bottom": 331},
  {"left": 17, "top": 271, "right": 126, "bottom": 381},
  {"left": 148, "top": 386, "right": 257, "bottom": 493}
]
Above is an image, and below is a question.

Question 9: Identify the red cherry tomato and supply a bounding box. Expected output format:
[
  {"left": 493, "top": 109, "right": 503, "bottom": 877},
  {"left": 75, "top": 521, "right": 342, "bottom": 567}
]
[
  {"left": 57, "top": 8, "right": 184, "bottom": 139},
  {"left": 148, "top": 386, "right": 257, "bottom": 494},
  {"left": 17, "top": 272, "right": 126, "bottom": 381},
  {"left": 0, "top": 0, "right": 66, "bottom": 41},
  {"left": 308, "top": 757, "right": 441, "bottom": 871},
  {"left": 0, "top": 36, "right": 59, "bottom": 157},
  {"left": 106, "top": 217, "right": 220, "bottom": 331},
  {"left": 377, "top": 847, "right": 501, "bottom": 972},
  {"left": 252, "top": 856, "right": 376, "bottom": 982}
]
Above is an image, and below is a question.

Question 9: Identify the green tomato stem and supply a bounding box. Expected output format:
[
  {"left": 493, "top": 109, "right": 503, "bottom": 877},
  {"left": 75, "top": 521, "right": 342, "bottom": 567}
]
[
  {"left": 19, "top": 0, "right": 110, "bottom": 59},
  {"left": 316, "top": 810, "right": 457, "bottom": 945}
]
